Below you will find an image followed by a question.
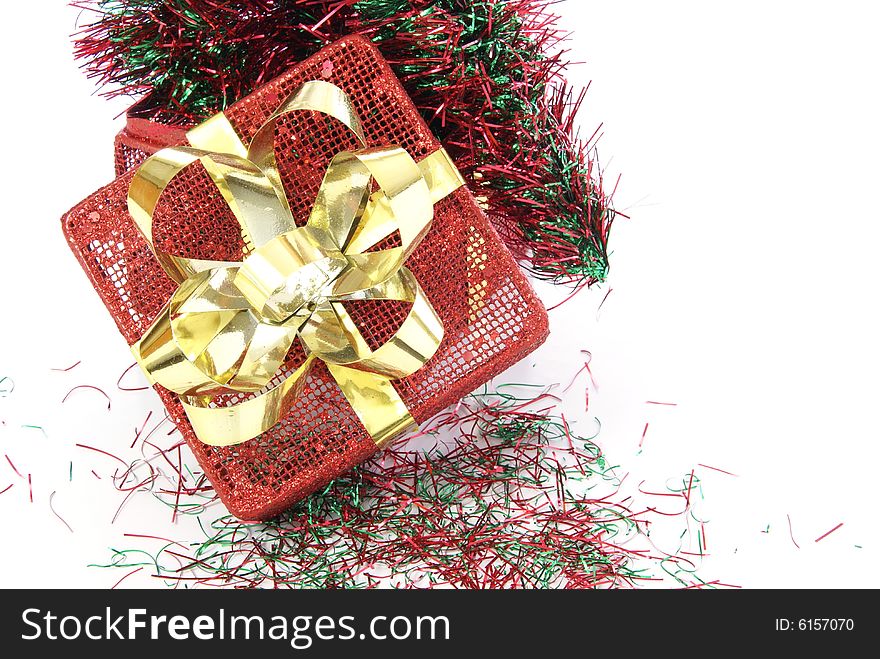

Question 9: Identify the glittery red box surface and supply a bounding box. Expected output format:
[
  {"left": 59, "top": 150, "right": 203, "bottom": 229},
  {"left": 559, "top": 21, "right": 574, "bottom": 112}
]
[{"left": 62, "top": 36, "right": 549, "bottom": 521}]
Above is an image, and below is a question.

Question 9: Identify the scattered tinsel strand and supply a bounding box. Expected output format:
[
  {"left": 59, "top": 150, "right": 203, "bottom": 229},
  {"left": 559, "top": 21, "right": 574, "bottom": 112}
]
[
  {"left": 73, "top": 0, "right": 614, "bottom": 284},
  {"left": 96, "top": 390, "right": 655, "bottom": 588}
]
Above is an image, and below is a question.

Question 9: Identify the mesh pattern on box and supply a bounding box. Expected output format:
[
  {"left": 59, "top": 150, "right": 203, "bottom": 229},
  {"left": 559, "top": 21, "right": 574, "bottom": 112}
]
[{"left": 66, "top": 36, "right": 548, "bottom": 521}]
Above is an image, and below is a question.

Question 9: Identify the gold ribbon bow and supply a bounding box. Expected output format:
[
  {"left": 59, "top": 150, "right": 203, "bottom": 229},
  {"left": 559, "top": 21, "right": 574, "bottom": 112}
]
[{"left": 128, "top": 80, "right": 464, "bottom": 447}]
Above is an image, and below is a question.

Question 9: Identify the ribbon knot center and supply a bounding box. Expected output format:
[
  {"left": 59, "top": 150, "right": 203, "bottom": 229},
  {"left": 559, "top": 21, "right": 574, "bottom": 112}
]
[{"left": 234, "top": 225, "right": 350, "bottom": 326}]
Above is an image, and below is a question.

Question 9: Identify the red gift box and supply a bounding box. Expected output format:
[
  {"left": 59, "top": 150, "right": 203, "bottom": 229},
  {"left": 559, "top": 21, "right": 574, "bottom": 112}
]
[{"left": 62, "top": 36, "right": 548, "bottom": 521}]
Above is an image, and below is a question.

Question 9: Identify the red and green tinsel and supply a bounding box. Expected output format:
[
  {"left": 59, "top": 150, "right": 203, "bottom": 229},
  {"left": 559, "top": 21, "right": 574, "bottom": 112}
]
[
  {"left": 73, "top": 0, "right": 614, "bottom": 284},
  {"left": 97, "top": 389, "right": 661, "bottom": 589}
]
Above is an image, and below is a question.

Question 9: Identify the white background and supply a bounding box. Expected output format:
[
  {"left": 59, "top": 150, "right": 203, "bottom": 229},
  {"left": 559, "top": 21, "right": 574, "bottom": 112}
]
[{"left": 0, "top": 1, "right": 877, "bottom": 587}]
